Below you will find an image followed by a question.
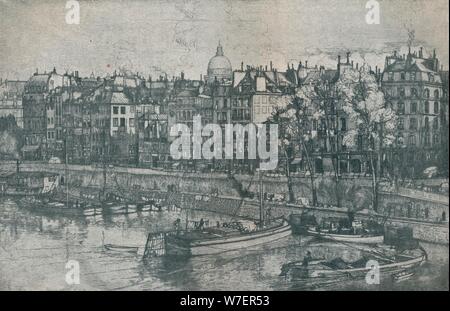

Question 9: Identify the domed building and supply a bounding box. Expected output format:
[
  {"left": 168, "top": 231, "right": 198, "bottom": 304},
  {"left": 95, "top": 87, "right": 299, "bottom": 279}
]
[{"left": 206, "top": 42, "right": 232, "bottom": 84}]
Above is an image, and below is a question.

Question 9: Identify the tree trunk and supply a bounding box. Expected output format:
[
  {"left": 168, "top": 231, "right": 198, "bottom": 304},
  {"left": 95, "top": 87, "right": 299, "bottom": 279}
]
[
  {"left": 302, "top": 141, "right": 317, "bottom": 206},
  {"left": 284, "top": 149, "right": 295, "bottom": 203},
  {"left": 325, "top": 113, "right": 341, "bottom": 208},
  {"left": 370, "top": 152, "right": 378, "bottom": 212}
]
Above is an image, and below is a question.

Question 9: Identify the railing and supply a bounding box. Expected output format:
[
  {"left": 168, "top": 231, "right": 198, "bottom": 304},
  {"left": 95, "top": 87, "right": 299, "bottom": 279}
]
[{"left": 380, "top": 184, "right": 449, "bottom": 205}]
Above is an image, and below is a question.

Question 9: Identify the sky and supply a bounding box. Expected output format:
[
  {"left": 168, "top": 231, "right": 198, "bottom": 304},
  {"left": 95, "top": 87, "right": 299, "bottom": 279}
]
[{"left": 0, "top": 0, "right": 448, "bottom": 80}]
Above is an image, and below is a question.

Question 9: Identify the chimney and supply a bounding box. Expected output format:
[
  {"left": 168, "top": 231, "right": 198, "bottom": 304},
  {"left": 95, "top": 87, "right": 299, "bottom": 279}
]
[
  {"left": 181, "top": 72, "right": 184, "bottom": 80},
  {"left": 241, "top": 62, "right": 244, "bottom": 71},
  {"left": 419, "top": 47, "right": 423, "bottom": 58},
  {"left": 299, "top": 61, "right": 302, "bottom": 69},
  {"left": 270, "top": 61, "right": 273, "bottom": 71},
  {"left": 337, "top": 55, "right": 341, "bottom": 71},
  {"left": 346, "top": 52, "right": 350, "bottom": 64},
  {"left": 305, "top": 60, "right": 308, "bottom": 68}
]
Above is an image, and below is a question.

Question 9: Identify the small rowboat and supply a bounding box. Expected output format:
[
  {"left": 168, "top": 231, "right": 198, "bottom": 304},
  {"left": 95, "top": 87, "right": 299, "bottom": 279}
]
[
  {"left": 306, "top": 228, "right": 384, "bottom": 244},
  {"left": 392, "top": 270, "right": 414, "bottom": 282},
  {"left": 104, "top": 244, "right": 139, "bottom": 254}
]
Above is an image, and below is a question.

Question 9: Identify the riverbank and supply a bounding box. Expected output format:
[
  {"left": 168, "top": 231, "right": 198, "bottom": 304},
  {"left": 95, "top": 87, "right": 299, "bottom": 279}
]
[{"left": 1, "top": 161, "right": 448, "bottom": 246}]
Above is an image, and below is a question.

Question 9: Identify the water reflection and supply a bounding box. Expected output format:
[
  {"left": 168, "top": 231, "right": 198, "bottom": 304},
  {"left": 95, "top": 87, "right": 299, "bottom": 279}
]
[{"left": 0, "top": 198, "right": 448, "bottom": 290}]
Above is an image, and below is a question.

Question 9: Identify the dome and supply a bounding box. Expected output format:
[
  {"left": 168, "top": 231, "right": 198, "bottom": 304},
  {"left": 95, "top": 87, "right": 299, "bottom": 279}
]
[{"left": 207, "top": 43, "right": 232, "bottom": 83}]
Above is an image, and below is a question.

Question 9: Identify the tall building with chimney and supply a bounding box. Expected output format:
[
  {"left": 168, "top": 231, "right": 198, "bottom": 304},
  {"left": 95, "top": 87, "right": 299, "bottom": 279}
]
[{"left": 381, "top": 48, "right": 446, "bottom": 176}]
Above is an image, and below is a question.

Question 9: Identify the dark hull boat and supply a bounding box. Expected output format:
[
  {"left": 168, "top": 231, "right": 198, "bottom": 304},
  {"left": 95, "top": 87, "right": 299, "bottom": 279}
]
[
  {"left": 290, "top": 214, "right": 384, "bottom": 244},
  {"left": 281, "top": 248, "right": 426, "bottom": 282}
]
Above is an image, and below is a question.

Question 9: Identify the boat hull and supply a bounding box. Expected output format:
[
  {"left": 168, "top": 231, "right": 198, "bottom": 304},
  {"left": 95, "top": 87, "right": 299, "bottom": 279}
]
[
  {"left": 104, "top": 244, "right": 139, "bottom": 254},
  {"left": 165, "top": 221, "right": 292, "bottom": 256},
  {"left": 306, "top": 229, "right": 384, "bottom": 244},
  {"left": 286, "top": 250, "right": 426, "bottom": 281},
  {"left": 308, "top": 253, "right": 425, "bottom": 279}
]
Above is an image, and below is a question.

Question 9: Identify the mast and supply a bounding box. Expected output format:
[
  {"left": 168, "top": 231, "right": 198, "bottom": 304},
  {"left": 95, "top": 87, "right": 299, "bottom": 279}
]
[
  {"left": 101, "top": 131, "right": 107, "bottom": 203},
  {"left": 64, "top": 134, "right": 69, "bottom": 208},
  {"left": 183, "top": 193, "right": 189, "bottom": 231},
  {"left": 259, "top": 169, "right": 264, "bottom": 228}
]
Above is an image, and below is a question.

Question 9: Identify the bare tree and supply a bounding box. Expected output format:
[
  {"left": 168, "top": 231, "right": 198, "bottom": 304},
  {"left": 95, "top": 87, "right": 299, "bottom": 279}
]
[
  {"left": 269, "top": 95, "right": 318, "bottom": 206},
  {"left": 336, "top": 68, "right": 397, "bottom": 211},
  {"left": 294, "top": 79, "right": 345, "bottom": 207}
]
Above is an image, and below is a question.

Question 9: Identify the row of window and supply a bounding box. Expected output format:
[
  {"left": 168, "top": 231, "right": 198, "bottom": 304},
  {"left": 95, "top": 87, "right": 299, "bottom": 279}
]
[
  {"left": 387, "top": 71, "right": 436, "bottom": 83},
  {"left": 112, "top": 117, "right": 135, "bottom": 128},
  {"left": 113, "top": 106, "right": 135, "bottom": 115},
  {"left": 388, "top": 87, "right": 440, "bottom": 99},
  {"left": 26, "top": 119, "right": 44, "bottom": 130},
  {"left": 396, "top": 133, "right": 440, "bottom": 146},
  {"left": 47, "top": 131, "right": 55, "bottom": 139},
  {"left": 393, "top": 101, "right": 439, "bottom": 114},
  {"left": 312, "top": 118, "right": 347, "bottom": 132},
  {"left": 232, "top": 98, "right": 250, "bottom": 108},
  {"left": 232, "top": 109, "right": 251, "bottom": 120},
  {"left": 255, "top": 106, "right": 273, "bottom": 115},
  {"left": 398, "top": 117, "right": 440, "bottom": 131}
]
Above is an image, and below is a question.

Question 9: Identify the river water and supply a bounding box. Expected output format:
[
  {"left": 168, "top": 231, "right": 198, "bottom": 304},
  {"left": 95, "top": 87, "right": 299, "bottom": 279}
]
[{"left": 0, "top": 198, "right": 448, "bottom": 291}]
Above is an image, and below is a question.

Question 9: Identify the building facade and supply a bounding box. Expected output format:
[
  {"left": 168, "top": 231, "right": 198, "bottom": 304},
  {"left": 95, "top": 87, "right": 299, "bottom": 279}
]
[
  {"left": 382, "top": 48, "right": 446, "bottom": 177},
  {"left": 0, "top": 79, "right": 26, "bottom": 128}
]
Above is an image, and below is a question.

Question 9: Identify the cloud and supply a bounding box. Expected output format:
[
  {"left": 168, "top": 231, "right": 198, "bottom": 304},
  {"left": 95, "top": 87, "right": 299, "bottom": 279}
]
[{"left": 0, "top": 0, "right": 448, "bottom": 80}]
